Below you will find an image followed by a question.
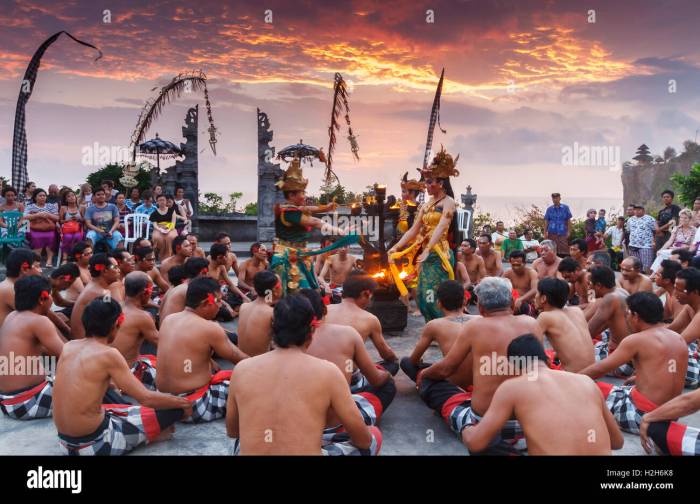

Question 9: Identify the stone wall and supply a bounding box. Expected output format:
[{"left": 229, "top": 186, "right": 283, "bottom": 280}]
[{"left": 196, "top": 214, "right": 258, "bottom": 241}]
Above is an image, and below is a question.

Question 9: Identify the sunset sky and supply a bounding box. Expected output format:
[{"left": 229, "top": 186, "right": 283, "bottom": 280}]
[{"left": 1, "top": 0, "right": 699, "bottom": 214}]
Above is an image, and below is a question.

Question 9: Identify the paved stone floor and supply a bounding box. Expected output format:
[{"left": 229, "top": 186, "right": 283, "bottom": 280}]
[{"left": 2, "top": 309, "right": 700, "bottom": 456}]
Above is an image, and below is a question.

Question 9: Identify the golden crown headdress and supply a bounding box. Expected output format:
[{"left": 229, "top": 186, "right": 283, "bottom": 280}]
[
  {"left": 419, "top": 145, "right": 460, "bottom": 179},
  {"left": 401, "top": 172, "right": 426, "bottom": 192},
  {"left": 275, "top": 157, "right": 308, "bottom": 192}
]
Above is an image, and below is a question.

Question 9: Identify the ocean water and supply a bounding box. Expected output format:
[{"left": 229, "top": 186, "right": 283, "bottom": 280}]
[{"left": 471, "top": 195, "right": 623, "bottom": 225}]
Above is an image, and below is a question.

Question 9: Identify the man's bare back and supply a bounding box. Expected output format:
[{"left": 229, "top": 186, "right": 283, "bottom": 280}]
[
  {"left": 112, "top": 302, "right": 158, "bottom": 366},
  {"left": 588, "top": 290, "right": 630, "bottom": 349},
  {"left": 70, "top": 282, "right": 110, "bottom": 339},
  {"left": 0, "top": 278, "right": 15, "bottom": 327},
  {"left": 537, "top": 307, "right": 594, "bottom": 371},
  {"left": 325, "top": 302, "right": 397, "bottom": 362},
  {"left": 237, "top": 300, "right": 274, "bottom": 357},
  {"left": 159, "top": 282, "right": 187, "bottom": 322}
]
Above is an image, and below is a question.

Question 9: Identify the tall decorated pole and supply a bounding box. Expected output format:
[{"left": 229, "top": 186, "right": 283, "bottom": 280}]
[
  {"left": 418, "top": 68, "right": 447, "bottom": 204},
  {"left": 323, "top": 72, "right": 360, "bottom": 186},
  {"left": 11, "top": 31, "right": 102, "bottom": 190}
]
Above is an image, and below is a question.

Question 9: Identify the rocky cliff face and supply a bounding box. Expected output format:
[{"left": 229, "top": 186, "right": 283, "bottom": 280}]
[{"left": 622, "top": 161, "right": 692, "bottom": 211}]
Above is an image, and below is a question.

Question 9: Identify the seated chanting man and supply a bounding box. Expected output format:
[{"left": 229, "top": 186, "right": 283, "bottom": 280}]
[
  {"left": 159, "top": 257, "right": 209, "bottom": 322},
  {"left": 237, "top": 271, "right": 282, "bottom": 357},
  {"left": 52, "top": 298, "right": 191, "bottom": 455},
  {"left": 301, "top": 288, "right": 396, "bottom": 416},
  {"left": 462, "top": 334, "right": 623, "bottom": 455},
  {"left": 401, "top": 280, "right": 480, "bottom": 390},
  {"left": 226, "top": 294, "right": 383, "bottom": 455},
  {"left": 111, "top": 272, "right": 159, "bottom": 390},
  {"left": 325, "top": 271, "right": 399, "bottom": 389},
  {"left": 156, "top": 277, "right": 248, "bottom": 423},
  {"left": 534, "top": 277, "right": 595, "bottom": 372},
  {"left": 415, "top": 277, "right": 544, "bottom": 455},
  {"left": 0, "top": 276, "right": 64, "bottom": 420},
  {"left": 580, "top": 292, "right": 688, "bottom": 434},
  {"left": 70, "top": 253, "right": 121, "bottom": 339}
]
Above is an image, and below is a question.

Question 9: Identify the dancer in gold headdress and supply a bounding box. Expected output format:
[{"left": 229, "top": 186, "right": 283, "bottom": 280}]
[
  {"left": 395, "top": 173, "right": 425, "bottom": 314},
  {"left": 272, "top": 157, "right": 358, "bottom": 296},
  {"left": 388, "top": 147, "right": 458, "bottom": 321}
]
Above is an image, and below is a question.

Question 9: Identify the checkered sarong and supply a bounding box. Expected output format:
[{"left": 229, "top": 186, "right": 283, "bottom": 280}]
[
  {"left": 130, "top": 355, "right": 157, "bottom": 391},
  {"left": 349, "top": 360, "right": 399, "bottom": 394},
  {"left": 0, "top": 377, "right": 53, "bottom": 420},
  {"left": 593, "top": 331, "right": 634, "bottom": 377},
  {"left": 648, "top": 420, "right": 700, "bottom": 456},
  {"left": 687, "top": 342, "right": 700, "bottom": 389},
  {"left": 597, "top": 382, "right": 657, "bottom": 434},
  {"left": 628, "top": 247, "right": 654, "bottom": 273},
  {"left": 58, "top": 405, "right": 161, "bottom": 456},
  {"left": 179, "top": 370, "right": 231, "bottom": 423}
]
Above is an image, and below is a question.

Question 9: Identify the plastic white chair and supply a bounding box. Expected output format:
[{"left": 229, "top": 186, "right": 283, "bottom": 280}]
[
  {"left": 457, "top": 208, "right": 472, "bottom": 240},
  {"left": 124, "top": 213, "right": 151, "bottom": 249}
]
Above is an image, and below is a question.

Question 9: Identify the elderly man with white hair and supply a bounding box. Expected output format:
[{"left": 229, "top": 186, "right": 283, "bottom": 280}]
[{"left": 406, "top": 277, "right": 545, "bottom": 454}]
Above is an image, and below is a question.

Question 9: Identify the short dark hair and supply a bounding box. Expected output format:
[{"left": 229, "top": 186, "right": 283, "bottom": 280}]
[
  {"left": 437, "top": 280, "right": 465, "bottom": 311},
  {"left": 478, "top": 233, "right": 492, "bottom": 243},
  {"left": 626, "top": 292, "right": 664, "bottom": 324},
  {"left": 507, "top": 334, "right": 549, "bottom": 368},
  {"left": 6, "top": 248, "right": 39, "bottom": 278},
  {"left": 125, "top": 272, "right": 151, "bottom": 297},
  {"left": 50, "top": 262, "right": 79, "bottom": 280},
  {"left": 463, "top": 238, "right": 476, "bottom": 249},
  {"left": 250, "top": 242, "right": 262, "bottom": 254},
  {"left": 184, "top": 257, "right": 209, "bottom": 278},
  {"left": 253, "top": 270, "right": 278, "bottom": 297},
  {"left": 101, "top": 179, "right": 114, "bottom": 188},
  {"left": 210, "top": 243, "right": 228, "bottom": 260},
  {"left": 298, "top": 288, "right": 327, "bottom": 320},
  {"left": 272, "top": 294, "right": 315, "bottom": 348},
  {"left": 624, "top": 256, "right": 642, "bottom": 271},
  {"left": 82, "top": 297, "right": 122, "bottom": 338},
  {"left": 31, "top": 188, "right": 46, "bottom": 203},
  {"left": 557, "top": 256, "right": 580, "bottom": 273},
  {"left": 133, "top": 246, "right": 153, "bottom": 261},
  {"left": 2, "top": 185, "right": 17, "bottom": 197},
  {"left": 216, "top": 232, "right": 231, "bottom": 242},
  {"left": 155, "top": 193, "right": 166, "bottom": 201},
  {"left": 590, "top": 266, "right": 616, "bottom": 289},
  {"left": 509, "top": 250, "right": 526, "bottom": 262},
  {"left": 570, "top": 238, "right": 587, "bottom": 254},
  {"left": 677, "top": 268, "right": 700, "bottom": 295},
  {"left": 662, "top": 189, "right": 674, "bottom": 198},
  {"left": 69, "top": 241, "right": 91, "bottom": 262},
  {"left": 342, "top": 271, "right": 377, "bottom": 299},
  {"left": 537, "top": 277, "right": 569, "bottom": 309},
  {"left": 111, "top": 249, "right": 129, "bottom": 263},
  {"left": 185, "top": 277, "right": 221, "bottom": 309},
  {"left": 591, "top": 250, "right": 612, "bottom": 268},
  {"left": 167, "top": 265, "right": 187, "bottom": 287},
  {"left": 659, "top": 259, "right": 682, "bottom": 282},
  {"left": 89, "top": 253, "right": 111, "bottom": 278},
  {"left": 93, "top": 187, "right": 106, "bottom": 196},
  {"left": 172, "top": 235, "right": 188, "bottom": 254},
  {"left": 551, "top": 192, "right": 561, "bottom": 198},
  {"left": 14, "top": 276, "right": 50, "bottom": 311},
  {"left": 672, "top": 248, "right": 694, "bottom": 264},
  {"left": 141, "top": 190, "right": 152, "bottom": 200}
]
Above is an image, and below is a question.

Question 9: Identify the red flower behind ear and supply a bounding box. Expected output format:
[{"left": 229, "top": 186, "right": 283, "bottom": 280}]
[
  {"left": 63, "top": 275, "right": 73, "bottom": 282},
  {"left": 40, "top": 290, "right": 51, "bottom": 300},
  {"left": 117, "top": 313, "right": 125, "bottom": 326},
  {"left": 206, "top": 293, "right": 216, "bottom": 305},
  {"left": 200, "top": 268, "right": 208, "bottom": 275},
  {"left": 94, "top": 264, "right": 105, "bottom": 271},
  {"left": 21, "top": 261, "right": 29, "bottom": 270},
  {"left": 464, "top": 290, "right": 471, "bottom": 303},
  {"left": 310, "top": 316, "right": 321, "bottom": 328},
  {"left": 322, "top": 295, "right": 331, "bottom": 305},
  {"left": 144, "top": 285, "right": 154, "bottom": 296}
]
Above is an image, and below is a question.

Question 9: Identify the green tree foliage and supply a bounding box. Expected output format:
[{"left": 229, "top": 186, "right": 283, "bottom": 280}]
[
  {"left": 512, "top": 205, "right": 545, "bottom": 239},
  {"left": 198, "top": 191, "right": 244, "bottom": 215},
  {"left": 671, "top": 162, "right": 700, "bottom": 207},
  {"left": 244, "top": 202, "right": 258, "bottom": 216},
  {"left": 85, "top": 163, "right": 152, "bottom": 195}
]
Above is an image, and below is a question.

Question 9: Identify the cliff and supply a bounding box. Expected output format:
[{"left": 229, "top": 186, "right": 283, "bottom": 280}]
[{"left": 622, "top": 160, "right": 695, "bottom": 211}]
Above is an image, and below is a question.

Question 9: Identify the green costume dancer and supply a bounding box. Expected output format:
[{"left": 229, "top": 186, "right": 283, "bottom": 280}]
[
  {"left": 272, "top": 156, "right": 358, "bottom": 296},
  {"left": 389, "top": 147, "right": 459, "bottom": 321}
]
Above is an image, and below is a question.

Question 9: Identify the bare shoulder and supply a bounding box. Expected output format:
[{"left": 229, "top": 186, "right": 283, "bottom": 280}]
[{"left": 503, "top": 269, "right": 514, "bottom": 279}]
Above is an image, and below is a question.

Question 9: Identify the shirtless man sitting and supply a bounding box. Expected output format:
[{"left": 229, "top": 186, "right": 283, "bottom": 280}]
[
  {"left": 157, "top": 277, "right": 248, "bottom": 423},
  {"left": 49, "top": 263, "right": 81, "bottom": 320},
  {"left": 186, "top": 233, "right": 205, "bottom": 258},
  {"left": 237, "top": 271, "right": 282, "bottom": 357},
  {"left": 319, "top": 245, "right": 357, "bottom": 299},
  {"left": 70, "top": 253, "right": 121, "bottom": 339},
  {"left": 159, "top": 257, "right": 210, "bottom": 322},
  {"left": 587, "top": 266, "right": 631, "bottom": 363},
  {"left": 301, "top": 288, "right": 396, "bottom": 418},
  {"left": 133, "top": 246, "right": 169, "bottom": 295},
  {"left": 238, "top": 243, "right": 269, "bottom": 299},
  {"left": 535, "top": 277, "right": 595, "bottom": 372},
  {"left": 69, "top": 240, "right": 93, "bottom": 288},
  {"left": 401, "top": 280, "right": 479, "bottom": 390},
  {"left": 111, "top": 272, "right": 159, "bottom": 390},
  {"left": 208, "top": 243, "right": 250, "bottom": 313},
  {"left": 454, "top": 250, "right": 472, "bottom": 291},
  {"left": 459, "top": 239, "right": 485, "bottom": 290},
  {"left": 462, "top": 334, "right": 623, "bottom": 455},
  {"left": 558, "top": 257, "right": 590, "bottom": 308},
  {"left": 325, "top": 271, "right": 399, "bottom": 383},
  {"left": 532, "top": 240, "right": 561, "bottom": 280},
  {"left": 580, "top": 292, "right": 688, "bottom": 434},
  {"left": 0, "top": 276, "right": 64, "bottom": 420},
  {"left": 226, "top": 294, "right": 382, "bottom": 455},
  {"left": 618, "top": 256, "right": 653, "bottom": 294},
  {"left": 504, "top": 250, "right": 538, "bottom": 316},
  {"left": 52, "top": 298, "right": 191, "bottom": 455},
  {"left": 214, "top": 232, "right": 250, "bottom": 293},
  {"left": 569, "top": 238, "right": 588, "bottom": 270},
  {"left": 159, "top": 235, "right": 192, "bottom": 282},
  {"left": 0, "top": 248, "right": 70, "bottom": 336},
  {"left": 418, "top": 277, "right": 544, "bottom": 454},
  {"left": 669, "top": 268, "right": 700, "bottom": 388},
  {"left": 476, "top": 234, "right": 502, "bottom": 277},
  {"left": 652, "top": 259, "right": 686, "bottom": 324}
]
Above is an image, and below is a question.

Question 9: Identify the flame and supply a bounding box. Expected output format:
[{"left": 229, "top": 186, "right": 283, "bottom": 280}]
[
  {"left": 389, "top": 203, "right": 401, "bottom": 210},
  {"left": 398, "top": 271, "right": 408, "bottom": 279},
  {"left": 371, "top": 271, "right": 386, "bottom": 279},
  {"left": 406, "top": 200, "right": 418, "bottom": 207}
]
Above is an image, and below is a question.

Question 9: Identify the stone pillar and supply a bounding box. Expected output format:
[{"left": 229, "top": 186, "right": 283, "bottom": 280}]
[
  {"left": 460, "top": 185, "right": 477, "bottom": 240},
  {"left": 257, "top": 108, "right": 284, "bottom": 243},
  {"left": 174, "top": 105, "right": 199, "bottom": 232}
]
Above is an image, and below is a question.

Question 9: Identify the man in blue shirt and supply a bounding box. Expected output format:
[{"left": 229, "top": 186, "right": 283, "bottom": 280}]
[
  {"left": 544, "top": 192, "right": 572, "bottom": 257},
  {"left": 85, "top": 188, "right": 123, "bottom": 250}
]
